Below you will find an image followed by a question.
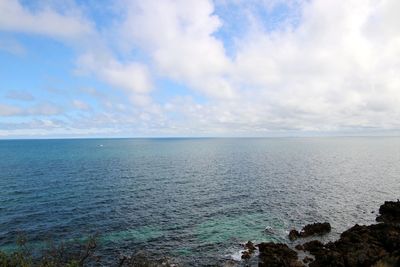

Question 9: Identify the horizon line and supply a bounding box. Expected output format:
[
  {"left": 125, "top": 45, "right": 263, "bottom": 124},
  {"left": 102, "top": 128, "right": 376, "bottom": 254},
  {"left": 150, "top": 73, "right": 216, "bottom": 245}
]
[{"left": 1, "top": 135, "right": 400, "bottom": 141}]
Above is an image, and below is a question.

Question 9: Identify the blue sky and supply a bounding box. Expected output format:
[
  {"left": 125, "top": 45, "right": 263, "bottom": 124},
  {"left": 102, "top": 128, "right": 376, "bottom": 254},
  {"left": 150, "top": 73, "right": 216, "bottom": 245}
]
[{"left": 1, "top": 0, "right": 400, "bottom": 138}]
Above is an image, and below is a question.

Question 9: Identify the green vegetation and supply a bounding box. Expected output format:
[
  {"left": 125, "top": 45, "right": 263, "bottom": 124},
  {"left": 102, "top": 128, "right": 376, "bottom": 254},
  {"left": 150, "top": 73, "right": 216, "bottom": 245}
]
[
  {"left": 0, "top": 235, "right": 97, "bottom": 267},
  {"left": 0, "top": 235, "right": 179, "bottom": 267}
]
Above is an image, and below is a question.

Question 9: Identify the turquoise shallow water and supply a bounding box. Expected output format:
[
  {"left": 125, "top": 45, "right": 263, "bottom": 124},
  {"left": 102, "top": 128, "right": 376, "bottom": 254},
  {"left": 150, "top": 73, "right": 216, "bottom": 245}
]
[{"left": 1, "top": 137, "right": 400, "bottom": 265}]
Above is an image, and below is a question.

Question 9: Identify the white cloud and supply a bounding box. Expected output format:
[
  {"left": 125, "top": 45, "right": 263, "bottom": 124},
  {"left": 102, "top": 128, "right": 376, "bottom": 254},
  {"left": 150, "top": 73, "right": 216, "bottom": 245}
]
[
  {"left": 0, "top": 102, "right": 63, "bottom": 117},
  {"left": 101, "top": 62, "right": 152, "bottom": 95},
  {"left": 0, "top": 1, "right": 154, "bottom": 107},
  {"left": 226, "top": 0, "right": 400, "bottom": 131},
  {"left": 0, "top": 0, "right": 93, "bottom": 39},
  {"left": 101, "top": 0, "right": 398, "bottom": 134},
  {"left": 76, "top": 51, "right": 153, "bottom": 106},
  {"left": 2, "top": 0, "right": 400, "bottom": 137},
  {"left": 118, "top": 0, "right": 234, "bottom": 99}
]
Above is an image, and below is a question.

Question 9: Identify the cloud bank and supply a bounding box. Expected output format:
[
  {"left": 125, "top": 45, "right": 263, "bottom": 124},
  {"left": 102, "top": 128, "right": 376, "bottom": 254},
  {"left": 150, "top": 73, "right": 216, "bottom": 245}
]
[{"left": 0, "top": 0, "right": 400, "bottom": 137}]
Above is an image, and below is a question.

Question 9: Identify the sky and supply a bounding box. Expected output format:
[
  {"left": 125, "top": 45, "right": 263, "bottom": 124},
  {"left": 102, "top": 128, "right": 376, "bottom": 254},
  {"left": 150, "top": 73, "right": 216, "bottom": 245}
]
[{"left": 0, "top": 0, "right": 400, "bottom": 138}]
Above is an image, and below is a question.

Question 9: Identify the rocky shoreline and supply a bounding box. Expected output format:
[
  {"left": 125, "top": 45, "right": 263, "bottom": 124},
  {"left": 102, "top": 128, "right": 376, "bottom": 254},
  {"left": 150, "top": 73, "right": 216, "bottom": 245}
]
[
  {"left": 240, "top": 200, "right": 400, "bottom": 267},
  {"left": 1, "top": 201, "right": 399, "bottom": 266}
]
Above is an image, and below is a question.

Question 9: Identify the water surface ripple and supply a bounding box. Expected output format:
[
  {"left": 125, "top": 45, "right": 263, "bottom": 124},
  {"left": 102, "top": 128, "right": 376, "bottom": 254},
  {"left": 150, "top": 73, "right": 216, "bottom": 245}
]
[{"left": 1, "top": 138, "right": 399, "bottom": 265}]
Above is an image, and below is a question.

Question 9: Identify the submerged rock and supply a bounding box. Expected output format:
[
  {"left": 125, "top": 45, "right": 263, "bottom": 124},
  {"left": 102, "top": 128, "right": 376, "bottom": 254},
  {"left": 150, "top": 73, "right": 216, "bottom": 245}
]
[
  {"left": 257, "top": 242, "right": 304, "bottom": 267},
  {"left": 376, "top": 200, "right": 400, "bottom": 223}
]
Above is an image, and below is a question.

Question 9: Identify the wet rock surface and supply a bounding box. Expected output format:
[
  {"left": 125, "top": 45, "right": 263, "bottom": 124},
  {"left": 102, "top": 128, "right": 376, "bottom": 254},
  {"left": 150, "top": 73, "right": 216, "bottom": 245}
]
[
  {"left": 241, "top": 250, "right": 251, "bottom": 260},
  {"left": 300, "top": 222, "right": 331, "bottom": 237},
  {"left": 241, "top": 240, "right": 257, "bottom": 260},
  {"left": 289, "top": 229, "right": 300, "bottom": 241},
  {"left": 302, "top": 240, "right": 324, "bottom": 255},
  {"left": 376, "top": 200, "right": 400, "bottom": 223},
  {"left": 257, "top": 242, "right": 304, "bottom": 267},
  {"left": 304, "top": 223, "right": 400, "bottom": 267},
  {"left": 245, "top": 241, "right": 256, "bottom": 252},
  {"left": 302, "top": 256, "right": 313, "bottom": 264},
  {"left": 257, "top": 201, "right": 400, "bottom": 267},
  {"left": 288, "top": 222, "right": 331, "bottom": 240}
]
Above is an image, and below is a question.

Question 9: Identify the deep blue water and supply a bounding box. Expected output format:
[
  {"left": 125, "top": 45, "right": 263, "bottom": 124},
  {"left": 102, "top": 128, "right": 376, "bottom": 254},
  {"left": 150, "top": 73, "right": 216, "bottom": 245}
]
[{"left": 1, "top": 137, "right": 400, "bottom": 265}]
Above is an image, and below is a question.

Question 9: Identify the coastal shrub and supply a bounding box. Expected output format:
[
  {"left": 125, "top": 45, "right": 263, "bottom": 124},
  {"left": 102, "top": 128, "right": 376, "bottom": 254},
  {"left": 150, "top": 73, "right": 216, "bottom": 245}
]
[
  {"left": 0, "top": 235, "right": 97, "bottom": 267},
  {"left": 0, "top": 237, "right": 180, "bottom": 267}
]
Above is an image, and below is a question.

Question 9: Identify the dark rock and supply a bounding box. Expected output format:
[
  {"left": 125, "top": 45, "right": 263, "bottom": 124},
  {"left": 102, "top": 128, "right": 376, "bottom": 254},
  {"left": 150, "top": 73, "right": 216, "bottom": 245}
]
[
  {"left": 241, "top": 241, "right": 257, "bottom": 260},
  {"left": 295, "top": 244, "right": 304, "bottom": 251},
  {"left": 376, "top": 201, "right": 400, "bottom": 223},
  {"left": 302, "top": 256, "right": 313, "bottom": 264},
  {"left": 245, "top": 241, "right": 256, "bottom": 252},
  {"left": 241, "top": 250, "right": 251, "bottom": 260},
  {"left": 293, "top": 223, "right": 400, "bottom": 266},
  {"left": 302, "top": 240, "right": 324, "bottom": 255},
  {"left": 299, "top": 222, "right": 331, "bottom": 237},
  {"left": 373, "top": 252, "right": 400, "bottom": 267},
  {"left": 308, "top": 223, "right": 400, "bottom": 267},
  {"left": 289, "top": 229, "right": 300, "bottom": 241},
  {"left": 308, "top": 250, "right": 345, "bottom": 267},
  {"left": 257, "top": 242, "right": 304, "bottom": 267},
  {"left": 260, "top": 202, "right": 400, "bottom": 267},
  {"left": 289, "top": 223, "right": 331, "bottom": 240}
]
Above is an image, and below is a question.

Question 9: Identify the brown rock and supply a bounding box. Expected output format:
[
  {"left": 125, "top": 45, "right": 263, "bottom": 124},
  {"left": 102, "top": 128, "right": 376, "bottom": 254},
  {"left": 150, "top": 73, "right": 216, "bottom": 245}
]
[{"left": 257, "top": 242, "right": 304, "bottom": 267}]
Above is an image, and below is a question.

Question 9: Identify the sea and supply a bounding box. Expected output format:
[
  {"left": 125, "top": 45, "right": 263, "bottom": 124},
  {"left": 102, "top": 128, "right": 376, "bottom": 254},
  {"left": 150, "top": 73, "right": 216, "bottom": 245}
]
[{"left": 1, "top": 137, "right": 399, "bottom": 266}]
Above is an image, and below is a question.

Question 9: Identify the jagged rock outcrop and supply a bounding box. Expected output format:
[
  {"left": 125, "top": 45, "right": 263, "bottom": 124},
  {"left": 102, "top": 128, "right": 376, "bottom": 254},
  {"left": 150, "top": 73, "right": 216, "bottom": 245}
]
[
  {"left": 300, "top": 222, "right": 331, "bottom": 237},
  {"left": 245, "top": 241, "right": 256, "bottom": 252},
  {"left": 376, "top": 200, "right": 400, "bottom": 223},
  {"left": 257, "top": 242, "right": 304, "bottom": 267},
  {"left": 289, "top": 229, "right": 300, "bottom": 241},
  {"left": 288, "top": 222, "right": 331, "bottom": 240},
  {"left": 260, "top": 201, "right": 400, "bottom": 267},
  {"left": 303, "top": 223, "right": 400, "bottom": 267},
  {"left": 241, "top": 241, "right": 257, "bottom": 259},
  {"left": 302, "top": 240, "right": 324, "bottom": 255}
]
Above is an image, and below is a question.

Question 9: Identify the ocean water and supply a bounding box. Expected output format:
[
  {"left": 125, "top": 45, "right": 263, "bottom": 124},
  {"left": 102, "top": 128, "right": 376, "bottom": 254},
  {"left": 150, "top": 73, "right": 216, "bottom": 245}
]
[{"left": 1, "top": 137, "right": 399, "bottom": 265}]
